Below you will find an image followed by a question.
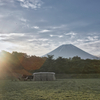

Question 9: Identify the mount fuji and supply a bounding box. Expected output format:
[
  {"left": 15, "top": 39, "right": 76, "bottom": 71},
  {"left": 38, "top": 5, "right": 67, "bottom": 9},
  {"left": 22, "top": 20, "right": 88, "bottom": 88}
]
[{"left": 43, "top": 44, "right": 98, "bottom": 59}]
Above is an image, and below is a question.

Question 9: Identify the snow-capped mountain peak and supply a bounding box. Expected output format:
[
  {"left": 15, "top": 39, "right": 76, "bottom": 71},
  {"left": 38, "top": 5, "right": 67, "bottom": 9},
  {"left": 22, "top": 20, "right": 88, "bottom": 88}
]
[{"left": 43, "top": 44, "right": 97, "bottom": 59}]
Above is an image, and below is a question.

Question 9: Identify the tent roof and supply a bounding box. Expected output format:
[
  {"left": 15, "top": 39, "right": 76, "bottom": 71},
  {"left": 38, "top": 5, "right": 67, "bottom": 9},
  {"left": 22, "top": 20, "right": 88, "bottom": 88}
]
[{"left": 33, "top": 72, "right": 55, "bottom": 75}]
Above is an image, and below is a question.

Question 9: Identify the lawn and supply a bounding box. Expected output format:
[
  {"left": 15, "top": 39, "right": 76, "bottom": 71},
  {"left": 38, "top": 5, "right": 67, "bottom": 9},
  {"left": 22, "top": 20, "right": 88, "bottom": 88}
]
[{"left": 0, "top": 79, "right": 100, "bottom": 100}]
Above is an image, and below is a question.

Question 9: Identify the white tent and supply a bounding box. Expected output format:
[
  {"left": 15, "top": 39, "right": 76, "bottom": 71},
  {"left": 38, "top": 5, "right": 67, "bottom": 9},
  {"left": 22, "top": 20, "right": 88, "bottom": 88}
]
[{"left": 33, "top": 72, "right": 56, "bottom": 81}]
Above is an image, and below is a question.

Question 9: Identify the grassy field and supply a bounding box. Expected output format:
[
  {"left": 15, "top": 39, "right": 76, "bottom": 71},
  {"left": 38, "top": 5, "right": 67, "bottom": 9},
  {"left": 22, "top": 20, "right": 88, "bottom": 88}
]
[{"left": 0, "top": 79, "right": 100, "bottom": 100}]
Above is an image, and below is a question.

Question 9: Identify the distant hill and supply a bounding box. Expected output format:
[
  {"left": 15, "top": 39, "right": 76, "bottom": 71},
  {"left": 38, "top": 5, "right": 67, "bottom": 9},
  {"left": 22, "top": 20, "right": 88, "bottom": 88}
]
[{"left": 43, "top": 44, "right": 98, "bottom": 59}]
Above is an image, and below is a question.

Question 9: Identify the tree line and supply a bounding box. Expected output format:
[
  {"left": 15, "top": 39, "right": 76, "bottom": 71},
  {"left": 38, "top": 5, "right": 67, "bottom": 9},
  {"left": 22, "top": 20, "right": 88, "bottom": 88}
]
[
  {"left": 34, "top": 55, "right": 100, "bottom": 74},
  {"left": 0, "top": 50, "right": 100, "bottom": 76}
]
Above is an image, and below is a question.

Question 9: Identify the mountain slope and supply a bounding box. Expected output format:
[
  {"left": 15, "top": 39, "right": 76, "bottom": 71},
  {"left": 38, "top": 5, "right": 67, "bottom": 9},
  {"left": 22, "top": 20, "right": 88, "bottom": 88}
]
[{"left": 43, "top": 44, "right": 97, "bottom": 59}]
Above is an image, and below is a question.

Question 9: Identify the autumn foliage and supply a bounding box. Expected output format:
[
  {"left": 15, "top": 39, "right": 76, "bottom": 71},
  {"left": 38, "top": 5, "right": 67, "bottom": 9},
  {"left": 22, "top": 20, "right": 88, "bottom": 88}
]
[{"left": 0, "top": 51, "right": 46, "bottom": 77}]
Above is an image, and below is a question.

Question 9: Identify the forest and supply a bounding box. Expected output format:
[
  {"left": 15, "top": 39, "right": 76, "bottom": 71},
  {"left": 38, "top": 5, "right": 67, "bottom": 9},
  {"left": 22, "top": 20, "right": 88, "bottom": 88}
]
[
  {"left": 35, "top": 55, "right": 100, "bottom": 74},
  {"left": 0, "top": 50, "right": 100, "bottom": 78}
]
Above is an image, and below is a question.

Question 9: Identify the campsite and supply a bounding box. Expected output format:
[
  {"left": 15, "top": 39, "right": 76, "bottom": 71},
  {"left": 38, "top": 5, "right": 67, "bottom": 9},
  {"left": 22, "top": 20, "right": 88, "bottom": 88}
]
[
  {"left": 0, "top": 51, "right": 100, "bottom": 99},
  {"left": 0, "top": 0, "right": 100, "bottom": 99}
]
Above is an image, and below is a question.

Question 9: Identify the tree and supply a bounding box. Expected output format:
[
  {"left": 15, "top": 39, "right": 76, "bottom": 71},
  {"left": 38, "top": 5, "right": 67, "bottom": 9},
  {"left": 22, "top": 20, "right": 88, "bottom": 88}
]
[{"left": 72, "top": 56, "right": 81, "bottom": 61}]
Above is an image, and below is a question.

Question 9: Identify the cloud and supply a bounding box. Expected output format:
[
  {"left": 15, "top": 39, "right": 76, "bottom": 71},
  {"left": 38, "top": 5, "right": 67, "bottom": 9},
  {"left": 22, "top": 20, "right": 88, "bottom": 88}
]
[
  {"left": 17, "top": 0, "right": 43, "bottom": 9},
  {"left": 28, "top": 38, "right": 49, "bottom": 42},
  {"left": 19, "top": 18, "right": 27, "bottom": 22},
  {"left": 0, "top": 0, "right": 16, "bottom": 7},
  {"left": 0, "top": 0, "right": 14, "bottom": 3},
  {"left": 0, "top": 33, "right": 25, "bottom": 37},
  {"left": 0, "top": 35, "right": 54, "bottom": 56},
  {"left": 50, "top": 25, "right": 67, "bottom": 29},
  {"left": 77, "top": 41, "right": 100, "bottom": 56},
  {"left": 31, "top": 26, "right": 39, "bottom": 29},
  {"left": 75, "top": 35, "right": 99, "bottom": 44},
  {"left": 0, "top": 33, "right": 26, "bottom": 43},
  {"left": 50, "top": 34, "right": 63, "bottom": 38},
  {"left": 0, "top": 0, "right": 100, "bottom": 56},
  {"left": 65, "top": 32, "right": 76, "bottom": 36},
  {"left": 39, "top": 29, "right": 51, "bottom": 33},
  {"left": 58, "top": 35, "right": 63, "bottom": 38},
  {"left": 87, "top": 36, "right": 98, "bottom": 41},
  {"left": 64, "top": 32, "right": 77, "bottom": 39},
  {"left": 0, "top": 41, "right": 14, "bottom": 52}
]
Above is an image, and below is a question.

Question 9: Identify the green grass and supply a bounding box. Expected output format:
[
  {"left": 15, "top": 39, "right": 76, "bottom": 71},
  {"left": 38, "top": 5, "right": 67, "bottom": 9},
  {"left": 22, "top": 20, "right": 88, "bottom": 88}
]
[{"left": 0, "top": 79, "right": 100, "bottom": 100}]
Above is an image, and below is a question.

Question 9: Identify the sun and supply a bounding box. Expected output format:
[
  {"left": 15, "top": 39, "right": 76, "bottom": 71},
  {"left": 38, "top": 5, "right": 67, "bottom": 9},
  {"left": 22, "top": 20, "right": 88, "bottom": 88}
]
[
  {"left": 0, "top": 51, "right": 4, "bottom": 74},
  {"left": 0, "top": 51, "right": 8, "bottom": 78},
  {"left": 0, "top": 51, "right": 5, "bottom": 60},
  {"left": 0, "top": 50, "right": 8, "bottom": 69}
]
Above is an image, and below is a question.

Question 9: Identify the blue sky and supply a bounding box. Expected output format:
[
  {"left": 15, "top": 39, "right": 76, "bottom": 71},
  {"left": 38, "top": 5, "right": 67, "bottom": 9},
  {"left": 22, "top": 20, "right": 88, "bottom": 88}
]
[{"left": 0, "top": 0, "right": 100, "bottom": 56}]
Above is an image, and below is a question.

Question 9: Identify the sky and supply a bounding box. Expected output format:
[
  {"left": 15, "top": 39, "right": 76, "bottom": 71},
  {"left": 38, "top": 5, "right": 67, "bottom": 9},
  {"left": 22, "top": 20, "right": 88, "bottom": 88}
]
[{"left": 0, "top": 0, "right": 100, "bottom": 56}]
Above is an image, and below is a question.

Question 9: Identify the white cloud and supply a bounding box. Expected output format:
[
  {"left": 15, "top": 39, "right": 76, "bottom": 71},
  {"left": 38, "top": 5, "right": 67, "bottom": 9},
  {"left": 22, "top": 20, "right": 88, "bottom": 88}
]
[
  {"left": 58, "top": 35, "right": 63, "bottom": 38},
  {"left": 74, "top": 36, "right": 99, "bottom": 45},
  {"left": 0, "top": 37, "right": 5, "bottom": 40},
  {"left": 39, "top": 29, "right": 51, "bottom": 33},
  {"left": 31, "top": 26, "right": 39, "bottom": 29},
  {"left": 77, "top": 40, "right": 100, "bottom": 56},
  {"left": 20, "top": 18, "right": 27, "bottom": 22},
  {"left": 18, "top": 0, "right": 24, "bottom": 2},
  {"left": 0, "top": 0, "right": 15, "bottom": 6},
  {"left": 0, "top": 33, "right": 25, "bottom": 37},
  {"left": 50, "top": 34, "right": 64, "bottom": 38},
  {"left": 28, "top": 38, "right": 48, "bottom": 42},
  {"left": 65, "top": 32, "right": 76, "bottom": 36},
  {"left": 77, "top": 39, "right": 89, "bottom": 42},
  {"left": 50, "top": 35, "right": 54, "bottom": 37},
  {"left": 0, "top": 0, "right": 14, "bottom": 3},
  {"left": 18, "top": 0, "right": 43, "bottom": 9},
  {"left": 64, "top": 32, "right": 77, "bottom": 39},
  {"left": 0, "top": 41, "right": 15, "bottom": 53},
  {"left": 50, "top": 25, "right": 67, "bottom": 29},
  {"left": 87, "top": 36, "right": 98, "bottom": 41}
]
